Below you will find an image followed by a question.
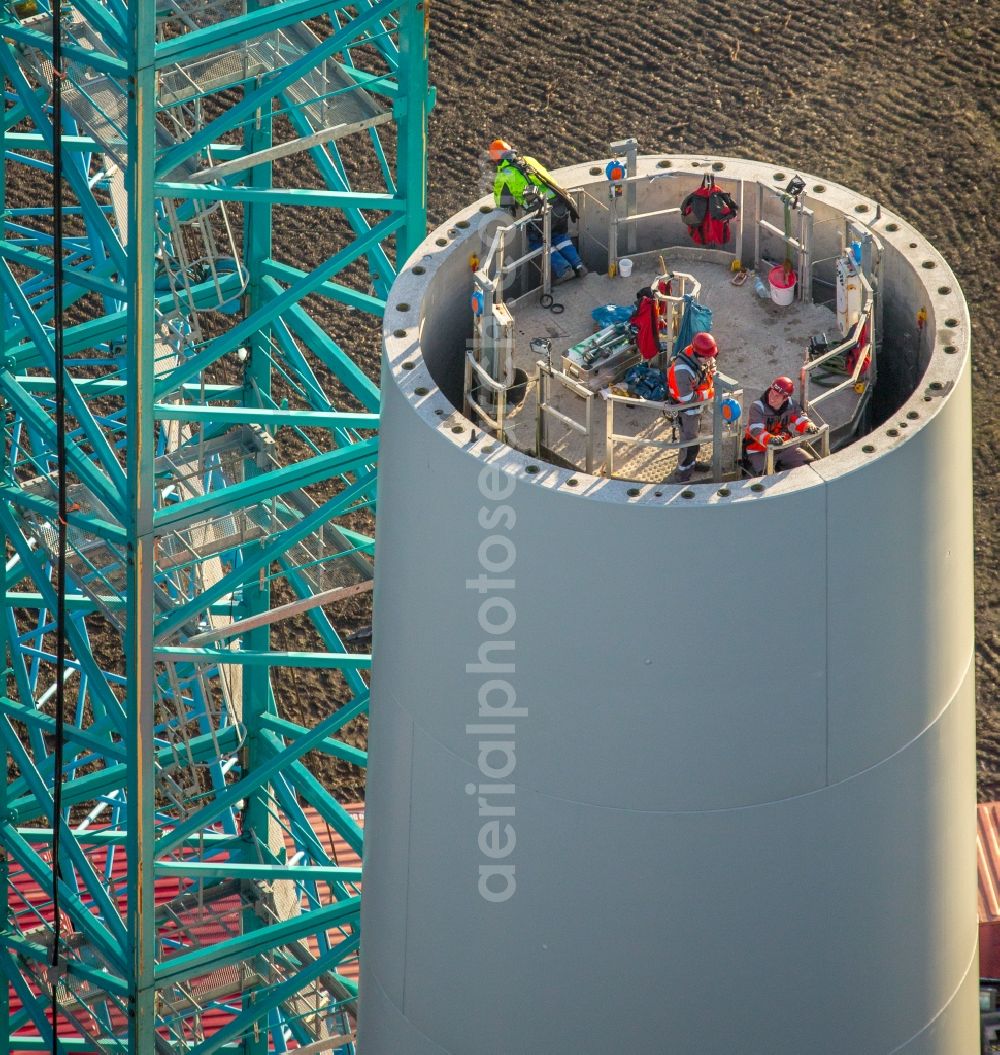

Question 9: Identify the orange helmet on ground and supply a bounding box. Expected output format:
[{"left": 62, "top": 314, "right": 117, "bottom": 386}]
[
  {"left": 770, "top": 375, "right": 794, "bottom": 396},
  {"left": 489, "top": 138, "right": 514, "bottom": 162},
  {"left": 691, "top": 331, "right": 718, "bottom": 358}
]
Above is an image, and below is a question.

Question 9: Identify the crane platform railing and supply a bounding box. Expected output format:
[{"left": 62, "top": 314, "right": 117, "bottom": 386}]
[
  {"left": 10, "top": 7, "right": 249, "bottom": 336},
  {"left": 11, "top": 8, "right": 130, "bottom": 165},
  {"left": 156, "top": 20, "right": 389, "bottom": 139}
]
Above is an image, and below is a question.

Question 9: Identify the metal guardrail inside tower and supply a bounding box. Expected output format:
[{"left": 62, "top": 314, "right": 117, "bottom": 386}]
[
  {"left": 472, "top": 147, "right": 884, "bottom": 473},
  {"left": 604, "top": 371, "right": 744, "bottom": 481},
  {"left": 465, "top": 204, "right": 557, "bottom": 439}
]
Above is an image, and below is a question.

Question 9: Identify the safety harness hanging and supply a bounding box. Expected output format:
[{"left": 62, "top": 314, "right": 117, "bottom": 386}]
[
  {"left": 679, "top": 175, "right": 739, "bottom": 246},
  {"left": 501, "top": 155, "right": 579, "bottom": 222}
]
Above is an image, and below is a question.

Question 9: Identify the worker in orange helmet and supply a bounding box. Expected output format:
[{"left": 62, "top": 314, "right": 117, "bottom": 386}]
[
  {"left": 489, "top": 139, "right": 587, "bottom": 284},
  {"left": 744, "top": 375, "right": 820, "bottom": 475},
  {"left": 488, "top": 139, "right": 514, "bottom": 164},
  {"left": 667, "top": 330, "right": 718, "bottom": 483}
]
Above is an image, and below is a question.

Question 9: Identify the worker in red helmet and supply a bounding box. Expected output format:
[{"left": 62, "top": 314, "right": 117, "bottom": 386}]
[
  {"left": 744, "top": 375, "right": 820, "bottom": 475},
  {"left": 667, "top": 331, "right": 718, "bottom": 483},
  {"left": 489, "top": 139, "right": 587, "bottom": 284}
]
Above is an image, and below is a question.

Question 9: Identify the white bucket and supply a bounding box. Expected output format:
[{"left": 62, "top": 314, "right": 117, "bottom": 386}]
[
  {"left": 618, "top": 257, "right": 633, "bottom": 278},
  {"left": 768, "top": 264, "right": 796, "bottom": 306}
]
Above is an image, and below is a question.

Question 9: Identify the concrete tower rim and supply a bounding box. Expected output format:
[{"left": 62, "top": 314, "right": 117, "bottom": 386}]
[{"left": 383, "top": 152, "right": 970, "bottom": 506}]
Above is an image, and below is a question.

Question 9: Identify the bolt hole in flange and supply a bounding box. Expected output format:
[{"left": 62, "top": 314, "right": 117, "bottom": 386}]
[
  {"left": 944, "top": 318, "right": 958, "bottom": 328},
  {"left": 717, "top": 488, "right": 731, "bottom": 497},
  {"left": 627, "top": 487, "right": 641, "bottom": 497},
  {"left": 944, "top": 345, "right": 958, "bottom": 354},
  {"left": 567, "top": 478, "right": 579, "bottom": 488},
  {"left": 402, "top": 361, "right": 415, "bottom": 370},
  {"left": 712, "top": 162, "right": 725, "bottom": 171},
  {"left": 436, "top": 237, "right": 448, "bottom": 246},
  {"left": 479, "top": 205, "right": 492, "bottom": 214},
  {"left": 862, "top": 445, "right": 875, "bottom": 454},
  {"left": 854, "top": 203, "right": 869, "bottom": 213},
  {"left": 750, "top": 483, "right": 765, "bottom": 493},
  {"left": 929, "top": 381, "right": 944, "bottom": 391},
  {"left": 887, "top": 428, "right": 899, "bottom": 437},
  {"left": 396, "top": 302, "right": 410, "bottom": 312},
  {"left": 657, "top": 159, "right": 672, "bottom": 169},
  {"left": 412, "top": 265, "right": 426, "bottom": 276},
  {"left": 414, "top": 387, "right": 428, "bottom": 396},
  {"left": 393, "top": 329, "right": 407, "bottom": 338},
  {"left": 921, "top": 260, "right": 936, "bottom": 269},
  {"left": 812, "top": 184, "right": 826, "bottom": 194},
  {"left": 451, "top": 425, "right": 463, "bottom": 435},
  {"left": 681, "top": 489, "right": 695, "bottom": 499},
  {"left": 525, "top": 464, "right": 540, "bottom": 474},
  {"left": 938, "top": 286, "right": 951, "bottom": 296},
  {"left": 907, "top": 411, "right": 919, "bottom": 420},
  {"left": 885, "top": 223, "right": 899, "bottom": 232},
  {"left": 773, "top": 172, "right": 786, "bottom": 182}
]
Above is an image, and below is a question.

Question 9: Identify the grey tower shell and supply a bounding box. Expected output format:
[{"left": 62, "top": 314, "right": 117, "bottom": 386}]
[{"left": 359, "top": 156, "right": 977, "bottom": 1054}]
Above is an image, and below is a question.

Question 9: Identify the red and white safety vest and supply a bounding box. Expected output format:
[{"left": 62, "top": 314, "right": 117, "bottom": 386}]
[
  {"left": 744, "top": 396, "right": 812, "bottom": 452},
  {"left": 667, "top": 351, "right": 714, "bottom": 413}
]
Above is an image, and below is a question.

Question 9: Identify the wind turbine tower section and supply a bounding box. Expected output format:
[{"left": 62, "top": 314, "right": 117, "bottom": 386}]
[{"left": 362, "top": 155, "right": 976, "bottom": 1054}]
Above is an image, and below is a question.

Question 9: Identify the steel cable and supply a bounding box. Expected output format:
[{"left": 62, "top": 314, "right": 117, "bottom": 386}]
[{"left": 49, "top": 2, "right": 67, "bottom": 1052}]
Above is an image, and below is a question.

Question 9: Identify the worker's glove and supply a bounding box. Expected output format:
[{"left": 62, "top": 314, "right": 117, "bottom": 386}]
[
  {"left": 522, "top": 187, "right": 543, "bottom": 211},
  {"left": 769, "top": 435, "right": 784, "bottom": 447},
  {"left": 805, "top": 422, "right": 819, "bottom": 434}
]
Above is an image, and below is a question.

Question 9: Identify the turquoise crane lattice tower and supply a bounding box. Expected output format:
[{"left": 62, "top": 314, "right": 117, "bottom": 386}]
[{"left": 0, "top": 0, "right": 429, "bottom": 1049}]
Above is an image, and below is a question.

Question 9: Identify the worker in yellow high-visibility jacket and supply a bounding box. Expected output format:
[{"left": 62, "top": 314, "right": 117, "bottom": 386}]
[{"left": 489, "top": 139, "right": 587, "bottom": 284}]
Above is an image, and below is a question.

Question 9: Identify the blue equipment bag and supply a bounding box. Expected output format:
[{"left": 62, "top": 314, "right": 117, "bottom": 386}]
[
  {"left": 624, "top": 364, "right": 667, "bottom": 402},
  {"left": 592, "top": 303, "right": 633, "bottom": 328},
  {"left": 672, "top": 294, "right": 713, "bottom": 356}
]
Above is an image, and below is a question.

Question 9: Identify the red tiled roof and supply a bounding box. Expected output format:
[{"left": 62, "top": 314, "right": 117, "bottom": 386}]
[
  {"left": 6, "top": 805, "right": 365, "bottom": 1052},
  {"left": 980, "top": 803, "right": 1000, "bottom": 925}
]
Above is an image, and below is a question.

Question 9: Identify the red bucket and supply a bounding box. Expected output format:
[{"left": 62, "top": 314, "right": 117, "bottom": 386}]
[{"left": 768, "top": 265, "right": 797, "bottom": 306}]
